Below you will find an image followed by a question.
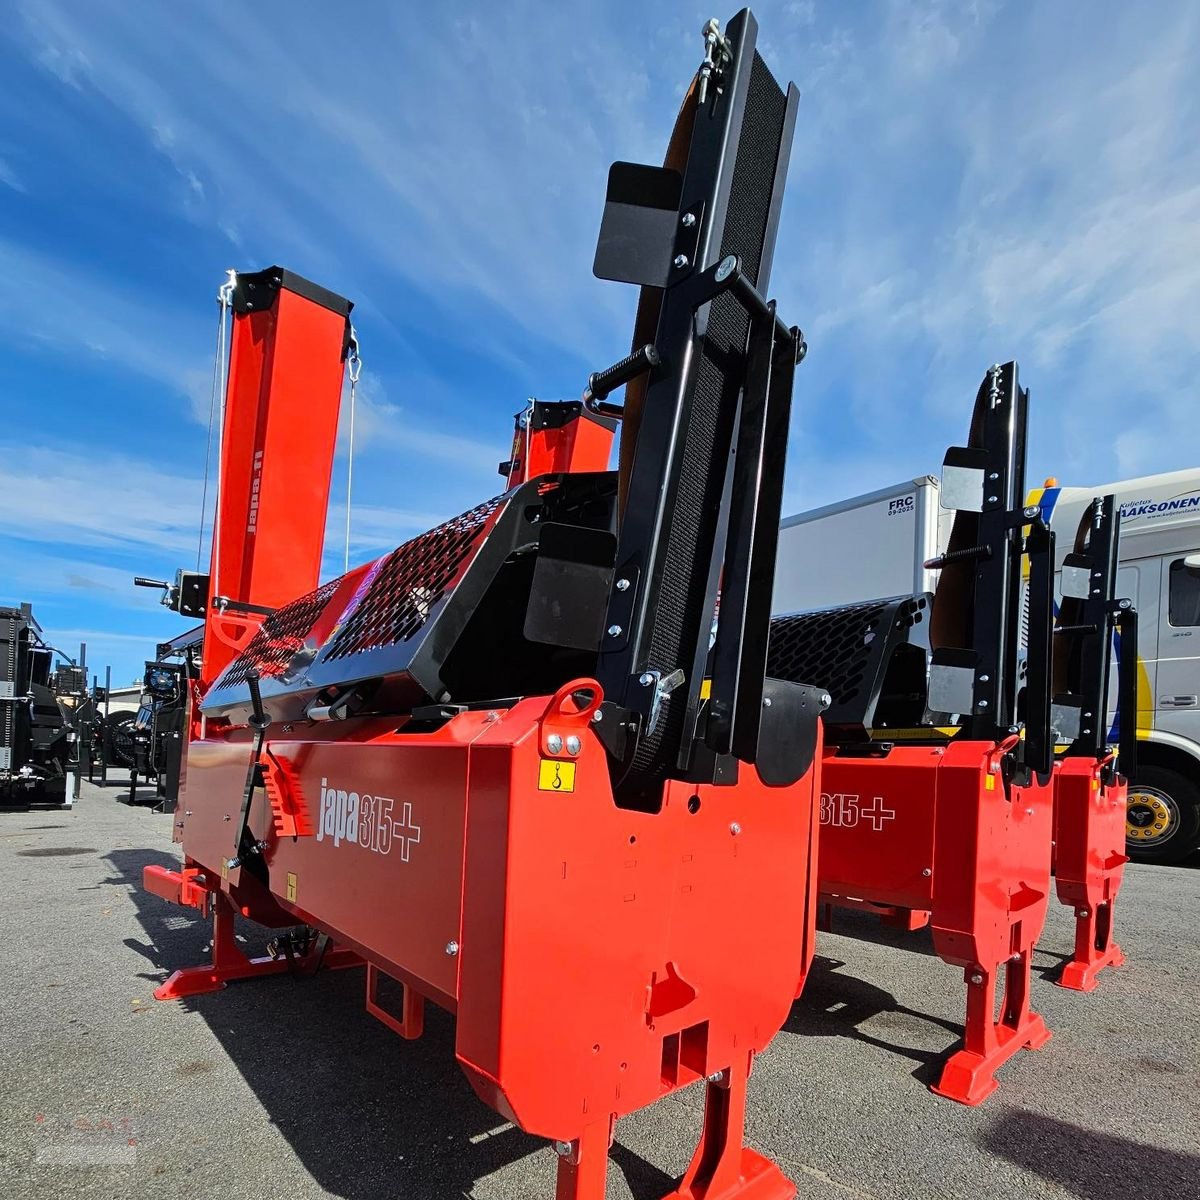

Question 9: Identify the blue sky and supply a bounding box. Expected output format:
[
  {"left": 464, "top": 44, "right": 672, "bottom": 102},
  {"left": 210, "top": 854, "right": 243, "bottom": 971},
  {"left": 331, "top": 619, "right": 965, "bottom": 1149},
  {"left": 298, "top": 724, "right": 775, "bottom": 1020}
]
[{"left": 2, "top": 0, "right": 1198, "bottom": 685}]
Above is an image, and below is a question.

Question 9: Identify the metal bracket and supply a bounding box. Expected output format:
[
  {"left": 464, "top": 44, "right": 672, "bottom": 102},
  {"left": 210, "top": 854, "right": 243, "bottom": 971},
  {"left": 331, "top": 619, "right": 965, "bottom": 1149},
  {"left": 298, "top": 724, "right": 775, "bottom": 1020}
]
[{"left": 637, "top": 668, "right": 686, "bottom": 737}]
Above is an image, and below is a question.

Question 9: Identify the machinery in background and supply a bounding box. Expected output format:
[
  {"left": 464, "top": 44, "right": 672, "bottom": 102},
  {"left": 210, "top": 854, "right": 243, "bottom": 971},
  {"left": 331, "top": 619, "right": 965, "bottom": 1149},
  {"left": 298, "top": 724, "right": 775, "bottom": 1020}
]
[
  {"left": 770, "top": 362, "right": 1060, "bottom": 1105},
  {"left": 1, "top": 603, "right": 75, "bottom": 807},
  {"left": 123, "top": 629, "right": 202, "bottom": 809},
  {"left": 1048, "top": 495, "right": 1137, "bottom": 991},
  {"left": 775, "top": 465, "right": 1200, "bottom": 866},
  {"left": 140, "top": 12, "right": 830, "bottom": 1199},
  {"left": 82, "top": 630, "right": 200, "bottom": 810}
]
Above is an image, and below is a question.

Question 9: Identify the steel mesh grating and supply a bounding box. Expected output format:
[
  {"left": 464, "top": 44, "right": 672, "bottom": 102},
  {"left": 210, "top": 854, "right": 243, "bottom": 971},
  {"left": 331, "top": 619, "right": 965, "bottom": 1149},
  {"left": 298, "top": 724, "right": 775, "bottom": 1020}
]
[
  {"left": 768, "top": 596, "right": 927, "bottom": 707},
  {"left": 322, "top": 494, "right": 506, "bottom": 662},
  {"left": 220, "top": 577, "right": 343, "bottom": 688}
]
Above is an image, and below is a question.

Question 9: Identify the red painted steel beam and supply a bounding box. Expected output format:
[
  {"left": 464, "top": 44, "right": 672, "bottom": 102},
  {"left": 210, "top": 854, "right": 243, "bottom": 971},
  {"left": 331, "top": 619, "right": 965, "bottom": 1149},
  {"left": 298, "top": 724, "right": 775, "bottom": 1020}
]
[{"left": 201, "top": 270, "right": 351, "bottom": 689}]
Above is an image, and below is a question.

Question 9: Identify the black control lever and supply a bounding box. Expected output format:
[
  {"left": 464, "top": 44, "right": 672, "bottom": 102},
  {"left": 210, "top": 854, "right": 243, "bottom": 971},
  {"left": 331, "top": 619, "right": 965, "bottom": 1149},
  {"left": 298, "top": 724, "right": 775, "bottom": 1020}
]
[
  {"left": 228, "top": 669, "right": 273, "bottom": 869},
  {"left": 134, "top": 576, "right": 170, "bottom": 590}
]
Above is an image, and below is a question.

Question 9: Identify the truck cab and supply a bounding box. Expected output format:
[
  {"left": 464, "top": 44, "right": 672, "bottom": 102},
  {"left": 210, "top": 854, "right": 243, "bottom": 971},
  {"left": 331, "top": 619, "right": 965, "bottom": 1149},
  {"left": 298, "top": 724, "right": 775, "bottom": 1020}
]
[{"left": 1037, "top": 470, "right": 1200, "bottom": 863}]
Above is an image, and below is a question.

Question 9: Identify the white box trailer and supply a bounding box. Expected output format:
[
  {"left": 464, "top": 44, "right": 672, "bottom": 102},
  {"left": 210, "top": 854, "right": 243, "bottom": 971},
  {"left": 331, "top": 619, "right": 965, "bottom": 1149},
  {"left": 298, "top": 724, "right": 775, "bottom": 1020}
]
[
  {"left": 774, "top": 467, "right": 1200, "bottom": 864},
  {"left": 772, "top": 476, "right": 949, "bottom": 613}
]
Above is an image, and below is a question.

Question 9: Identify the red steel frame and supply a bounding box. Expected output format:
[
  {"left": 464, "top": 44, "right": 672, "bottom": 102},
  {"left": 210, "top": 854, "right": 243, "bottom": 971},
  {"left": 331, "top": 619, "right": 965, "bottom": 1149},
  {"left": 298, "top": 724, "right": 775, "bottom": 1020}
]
[
  {"left": 144, "top": 268, "right": 823, "bottom": 1199},
  {"left": 503, "top": 405, "right": 615, "bottom": 488},
  {"left": 200, "top": 274, "right": 347, "bottom": 691},
  {"left": 1050, "top": 756, "right": 1128, "bottom": 991},
  {"left": 818, "top": 737, "right": 1053, "bottom": 1105},
  {"left": 154, "top": 684, "right": 822, "bottom": 1200}
]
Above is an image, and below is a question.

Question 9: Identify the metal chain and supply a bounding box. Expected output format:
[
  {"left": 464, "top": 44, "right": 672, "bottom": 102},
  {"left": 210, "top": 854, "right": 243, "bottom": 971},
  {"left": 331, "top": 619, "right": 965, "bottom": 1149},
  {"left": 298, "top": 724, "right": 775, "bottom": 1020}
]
[
  {"left": 207, "top": 271, "right": 237, "bottom": 603},
  {"left": 344, "top": 329, "right": 362, "bottom": 575},
  {"left": 197, "top": 271, "right": 236, "bottom": 571}
]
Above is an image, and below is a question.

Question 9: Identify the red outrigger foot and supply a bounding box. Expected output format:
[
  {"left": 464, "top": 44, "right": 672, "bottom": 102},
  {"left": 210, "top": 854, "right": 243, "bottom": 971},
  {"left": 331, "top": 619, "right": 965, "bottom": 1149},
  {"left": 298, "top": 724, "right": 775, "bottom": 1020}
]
[
  {"left": 154, "top": 890, "right": 359, "bottom": 1000},
  {"left": 1056, "top": 903, "right": 1125, "bottom": 993},
  {"left": 555, "top": 1061, "right": 796, "bottom": 1200},
  {"left": 931, "top": 956, "right": 1051, "bottom": 1106}
]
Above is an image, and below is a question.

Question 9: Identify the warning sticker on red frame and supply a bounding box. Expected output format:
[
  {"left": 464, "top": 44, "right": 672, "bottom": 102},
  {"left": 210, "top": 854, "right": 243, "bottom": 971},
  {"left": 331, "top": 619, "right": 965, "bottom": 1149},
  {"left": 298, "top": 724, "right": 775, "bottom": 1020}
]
[{"left": 538, "top": 760, "right": 576, "bottom": 792}]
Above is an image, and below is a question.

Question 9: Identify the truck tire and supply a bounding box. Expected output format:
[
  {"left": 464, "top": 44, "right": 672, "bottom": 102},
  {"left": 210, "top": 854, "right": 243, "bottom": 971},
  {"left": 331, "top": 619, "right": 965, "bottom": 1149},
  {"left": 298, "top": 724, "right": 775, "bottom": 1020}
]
[{"left": 1125, "top": 765, "right": 1200, "bottom": 865}]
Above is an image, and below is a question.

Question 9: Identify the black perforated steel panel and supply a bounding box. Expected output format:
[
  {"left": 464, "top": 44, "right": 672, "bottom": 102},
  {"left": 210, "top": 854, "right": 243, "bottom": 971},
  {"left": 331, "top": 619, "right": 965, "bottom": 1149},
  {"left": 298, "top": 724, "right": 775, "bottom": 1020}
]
[
  {"left": 632, "top": 50, "right": 789, "bottom": 783},
  {"left": 220, "top": 577, "right": 342, "bottom": 688},
  {"left": 768, "top": 595, "right": 929, "bottom": 733},
  {"left": 323, "top": 495, "right": 505, "bottom": 661}
]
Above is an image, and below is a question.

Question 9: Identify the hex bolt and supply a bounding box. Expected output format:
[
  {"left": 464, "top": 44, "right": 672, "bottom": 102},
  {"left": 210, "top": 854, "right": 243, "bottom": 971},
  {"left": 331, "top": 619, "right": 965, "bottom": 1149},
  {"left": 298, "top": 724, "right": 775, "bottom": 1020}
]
[
  {"left": 547, "top": 733, "right": 564, "bottom": 754},
  {"left": 969, "top": 972, "right": 984, "bottom": 985},
  {"left": 615, "top": 578, "right": 630, "bottom": 592},
  {"left": 608, "top": 624, "right": 623, "bottom": 637},
  {"left": 445, "top": 940, "right": 460, "bottom": 956},
  {"left": 979, "top": 674, "right": 990, "bottom": 683},
  {"left": 762, "top": 697, "right": 773, "bottom": 708},
  {"left": 729, "top": 822, "right": 741, "bottom": 836},
  {"left": 820, "top": 692, "right": 832, "bottom": 708},
  {"left": 1078, "top": 909, "right": 1090, "bottom": 918},
  {"left": 566, "top": 735, "right": 582, "bottom": 756},
  {"left": 681, "top": 212, "right": 696, "bottom": 227},
  {"left": 592, "top": 710, "right": 604, "bottom": 723},
  {"left": 987, "top": 495, "right": 999, "bottom": 504},
  {"left": 707, "top": 1070, "right": 726, "bottom": 1084},
  {"left": 978, "top": 700, "right": 989, "bottom": 709},
  {"left": 922, "top": 868, "right": 932, "bottom": 877},
  {"left": 1025, "top": 807, "right": 1035, "bottom": 815},
  {"left": 553, "top": 1141, "right": 573, "bottom": 1159},
  {"left": 988, "top": 472, "right": 999, "bottom": 480},
  {"left": 639, "top": 672, "right": 655, "bottom": 686},
  {"left": 674, "top": 254, "right": 689, "bottom": 268}
]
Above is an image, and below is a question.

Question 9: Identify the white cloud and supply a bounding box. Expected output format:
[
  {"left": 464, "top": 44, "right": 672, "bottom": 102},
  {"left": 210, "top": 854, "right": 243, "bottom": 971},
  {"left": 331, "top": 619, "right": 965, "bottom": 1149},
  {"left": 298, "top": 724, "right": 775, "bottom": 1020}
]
[
  {"left": 0, "top": 237, "right": 213, "bottom": 420},
  {"left": 0, "top": 156, "right": 25, "bottom": 192}
]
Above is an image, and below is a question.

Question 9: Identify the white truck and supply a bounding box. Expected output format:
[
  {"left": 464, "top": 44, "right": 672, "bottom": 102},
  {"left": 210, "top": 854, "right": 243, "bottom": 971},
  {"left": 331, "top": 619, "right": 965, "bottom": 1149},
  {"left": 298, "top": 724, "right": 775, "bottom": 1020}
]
[{"left": 774, "top": 468, "right": 1200, "bottom": 864}]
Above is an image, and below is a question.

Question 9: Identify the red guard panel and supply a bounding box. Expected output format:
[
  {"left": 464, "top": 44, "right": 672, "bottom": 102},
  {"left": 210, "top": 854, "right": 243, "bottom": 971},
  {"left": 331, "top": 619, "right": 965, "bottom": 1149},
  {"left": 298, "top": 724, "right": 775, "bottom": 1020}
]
[
  {"left": 203, "top": 271, "right": 350, "bottom": 687},
  {"left": 1052, "top": 757, "right": 1128, "bottom": 991},
  {"left": 818, "top": 739, "right": 1054, "bottom": 1105},
  {"left": 161, "top": 685, "right": 823, "bottom": 1200},
  {"left": 504, "top": 406, "right": 616, "bottom": 489}
]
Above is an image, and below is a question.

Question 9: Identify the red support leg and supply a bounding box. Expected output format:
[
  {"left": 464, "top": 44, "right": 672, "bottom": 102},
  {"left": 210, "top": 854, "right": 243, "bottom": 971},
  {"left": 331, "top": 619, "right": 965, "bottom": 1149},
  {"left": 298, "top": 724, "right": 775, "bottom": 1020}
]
[
  {"left": 365, "top": 963, "right": 426, "bottom": 1039},
  {"left": 1058, "top": 900, "right": 1125, "bottom": 992},
  {"left": 932, "top": 956, "right": 1051, "bottom": 1106},
  {"left": 664, "top": 1059, "right": 795, "bottom": 1200},
  {"left": 554, "top": 1061, "right": 796, "bottom": 1200},
  {"left": 154, "top": 891, "right": 359, "bottom": 1000},
  {"left": 555, "top": 1118, "right": 612, "bottom": 1200}
]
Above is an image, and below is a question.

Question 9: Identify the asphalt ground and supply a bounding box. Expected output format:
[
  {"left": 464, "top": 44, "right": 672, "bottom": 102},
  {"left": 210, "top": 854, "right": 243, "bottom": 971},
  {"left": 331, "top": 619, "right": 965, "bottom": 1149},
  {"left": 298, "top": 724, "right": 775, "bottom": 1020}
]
[{"left": 0, "top": 780, "right": 1196, "bottom": 1200}]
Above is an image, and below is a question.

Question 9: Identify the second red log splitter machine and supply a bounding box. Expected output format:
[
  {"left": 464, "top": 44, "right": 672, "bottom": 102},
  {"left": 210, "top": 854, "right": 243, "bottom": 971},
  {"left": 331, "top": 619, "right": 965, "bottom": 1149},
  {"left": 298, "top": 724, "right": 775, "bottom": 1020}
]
[{"left": 769, "top": 362, "right": 1060, "bottom": 1106}]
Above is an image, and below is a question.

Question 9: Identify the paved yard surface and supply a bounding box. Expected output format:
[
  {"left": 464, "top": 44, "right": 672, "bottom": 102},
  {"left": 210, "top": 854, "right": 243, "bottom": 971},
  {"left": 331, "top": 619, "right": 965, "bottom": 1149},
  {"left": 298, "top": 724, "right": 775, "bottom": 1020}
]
[{"left": 0, "top": 780, "right": 1196, "bottom": 1199}]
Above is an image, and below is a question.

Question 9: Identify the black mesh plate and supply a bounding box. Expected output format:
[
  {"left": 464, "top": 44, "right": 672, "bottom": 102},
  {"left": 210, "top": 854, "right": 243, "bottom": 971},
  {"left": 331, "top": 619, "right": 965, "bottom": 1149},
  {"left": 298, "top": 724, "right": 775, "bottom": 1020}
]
[
  {"left": 768, "top": 595, "right": 929, "bottom": 734},
  {"left": 220, "top": 577, "right": 342, "bottom": 688},
  {"left": 323, "top": 495, "right": 505, "bottom": 661}
]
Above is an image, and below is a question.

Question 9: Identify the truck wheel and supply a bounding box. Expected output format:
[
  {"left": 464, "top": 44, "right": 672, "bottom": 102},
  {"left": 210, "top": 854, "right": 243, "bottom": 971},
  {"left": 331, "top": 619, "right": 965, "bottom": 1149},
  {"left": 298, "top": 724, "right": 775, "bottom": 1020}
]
[{"left": 1126, "top": 765, "right": 1200, "bottom": 864}]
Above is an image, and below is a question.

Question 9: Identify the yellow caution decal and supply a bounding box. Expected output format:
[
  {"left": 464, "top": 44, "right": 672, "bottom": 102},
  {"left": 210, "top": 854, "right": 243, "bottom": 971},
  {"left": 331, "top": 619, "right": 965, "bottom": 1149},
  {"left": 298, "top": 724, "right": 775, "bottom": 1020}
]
[
  {"left": 538, "top": 759, "right": 577, "bottom": 792},
  {"left": 286, "top": 871, "right": 298, "bottom": 902}
]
